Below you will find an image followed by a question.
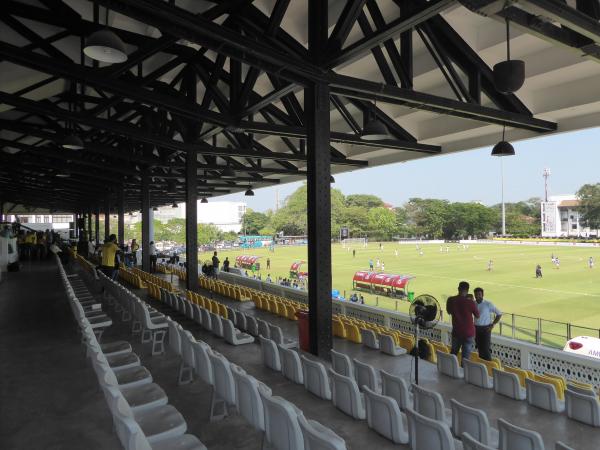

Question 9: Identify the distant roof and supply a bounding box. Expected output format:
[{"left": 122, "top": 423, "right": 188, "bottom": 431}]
[{"left": 559, "top": 199, "right": 580, "bottom": 208}]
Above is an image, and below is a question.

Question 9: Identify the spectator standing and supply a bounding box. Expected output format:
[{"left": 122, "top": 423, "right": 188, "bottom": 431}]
[
  {"left": 535, "top": 264, "right": 542, "bottom": 278},
  {"left": 149, "top": 241, "right": 157, "bottom": 273},
  {"left": 223, "top": 257, "right": 230, "bottom": 272},
  {"left": 212, "top": 251, "right": 220, "bottom": 277},
  {"left": 446, "top": 281, "right": 479, "bottom": 361},
  {"left": 266, "top": 258, "right": 271, "bottom": 269},
  {"left": 589, "top": 257, "right": 595, "bottom": 269},
  {"left": 130, "top": 239, "right": 139, "bottom": 266},
  {"left": 353, "top": 249, "right": 356, "bottom": 258},
  {"left": 100, "top": 234, "right": 120, "bottom": 280},
  {"left": 369, "top": 259, "right": 373, "bottom": 271},
  {"left": 473, "top": 287, "right": 502, "bottom": 360}
]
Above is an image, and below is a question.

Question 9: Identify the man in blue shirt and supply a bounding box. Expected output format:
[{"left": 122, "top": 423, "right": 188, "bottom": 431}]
[{"left": 474, "top": 287, "right": 502, "bottom": 360}]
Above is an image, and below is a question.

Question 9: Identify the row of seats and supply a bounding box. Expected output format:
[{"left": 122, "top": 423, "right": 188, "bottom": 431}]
[
  {"left": 159, "top": 286, "right": 297, "bottom": 350},
  {"left": 141, "top": 281, "right": 350, "bottom": 450},
  {"left": 57, "top": 257, "right": 206, "bottom": 450},
  {"left": 437, "top": 351, "right": 600, "bottom": 428},
  {"left": 155, "top": 263, "right": 171, "bottom": 275},
  {"left": 253, "top": 292, "right": 307, "bottom": 321},
  {"left": 119, "top": 267, "right": 148, "bottom": 289},
  {"left": 198, "top": 275, "right": 251, "bottom": 302},
  {"left": 101, "top": 273, "right": 169, "bottom": 356},
  {"left": 130, "top": 267, "right": 175, "bottom": 292},
  {"left": 325, "top": 347, "right": 575, "bottom": 450},
  {"left": 170, "top": 266, "right": 187, "bottom": 281}
]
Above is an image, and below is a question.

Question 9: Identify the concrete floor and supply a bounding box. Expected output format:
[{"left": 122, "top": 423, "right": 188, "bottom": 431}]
[{"left": 1, "top": 262, "right": 598, "bottom": 449}]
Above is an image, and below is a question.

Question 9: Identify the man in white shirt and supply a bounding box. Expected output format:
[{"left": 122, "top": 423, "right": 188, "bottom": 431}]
[
  {"left": 149, "top": 241, "right": 157, "bottom": 272},
  {"left": 474, "top": 287, "right": 502, "bottom": 361}
]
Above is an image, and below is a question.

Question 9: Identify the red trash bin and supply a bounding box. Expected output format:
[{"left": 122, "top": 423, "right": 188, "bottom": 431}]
[{"left": 296, "top": 310, "right": 309, "bottom": 352}]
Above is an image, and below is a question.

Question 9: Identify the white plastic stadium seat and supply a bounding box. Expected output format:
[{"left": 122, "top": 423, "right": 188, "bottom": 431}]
[
  {"left": 178, "top": 329, "right": 196, "bottom": 385},
  {"left": 329, "top": 369, "right": 366, "bottom": 419},
  {"left": 463, "top": 359, "right": 493, "bottom": 389},
  {"left": 380, "top": 334, "right": 407, "bottom": 356},
  {"left": 450, "top": 399, "right": 498, "bottom": 447},
  {"left": 301, "top": 356, "right": 332, "bottom": 400},
  {"left": 437, "top": 351, "right": 464, "bottom": 379},
  {"left": 331, "top": 349, "right": 354, "bottom": 378},
  {"left": 363, "top": 386, "right": 409, "bottom": 444},
  {"left": 211, "top": 312, "right": 224, "bottom": 338},
  {"left": 270, "top": 324, "right": 296, "bottom": 349},
  {"left": 497, "top": 418, "right": 545, "bottom": 450},
  {"left": 259, "top": 336, "right": 282, "bottom": 371},
  {"left": 412, "top": 383, "right": 449, "bottom": 423},
  {"left": 112, "top": 407, "right": 207, "bottom": 450},
  {"left": 298, "top": 413, "right": 348, "bottom": 450},
  {"left": 353, "top": 358, "right": 379, "bottom": 392},
  {"left": 258, "top": 319, "right": 271, "bottom": 339},
  {"left": 381, "top": 369, "right": 412, "bottom": 412},
  {"left": 246, "top": 316, "right": 259, "bottom": 337},
  {"left": 200, "top": 308, "right": 212, "bottom": 331},
  {"left": 462, "top": 432, "right": 497, "bottom": 450},
  {"left": 279, "top": 345, "right": 304, "bottom": 384},
  {"left": 222, "top": 319, "right": 255, "bottom": 346},
  {"left": 406, "top": 408, "right": 457, "bottom": 450},
  {"left": 525, "top": 378, "right": 565, "bottom": 413},
  {"left": 360, "top": 329, "right": 380, "bottom": 350},
  {"left": 259, "top": 392, "right": 304, "bottom": 450},
  {"left": 493, "top": 368, "right": 526, "bottom": 401},
  {"left": 565, "top": 388, "right": 600, "bottom": 427},
  {"left": 232, "top": 365, "right": 272, "bottom": 432},
  {"left": 208, "top": 350, "right": 238, "bottom": 421}
]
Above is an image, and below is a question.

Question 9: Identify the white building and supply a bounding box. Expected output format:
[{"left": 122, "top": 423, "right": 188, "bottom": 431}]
[
  {"left": 541, "top": 195, "right": 598, "bottom": 237},
  {"left": 128, "top": 201, "right": 246, "bottom": 233},
  {"left": 2, "top": 213, "right": 73, "bottom": 232}
]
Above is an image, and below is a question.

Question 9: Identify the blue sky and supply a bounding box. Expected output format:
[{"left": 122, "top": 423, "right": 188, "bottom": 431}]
[{"left": 218, "top": 127, "right": 600, "bottom": 212}]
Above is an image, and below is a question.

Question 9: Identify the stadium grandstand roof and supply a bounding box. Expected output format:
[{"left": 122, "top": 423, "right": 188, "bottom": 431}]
[{"left": 2, "top": 0, "right": 600, "bottom": 212}]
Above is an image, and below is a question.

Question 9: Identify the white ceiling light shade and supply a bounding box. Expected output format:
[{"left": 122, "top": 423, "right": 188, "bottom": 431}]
[
  {"left": 244, "top": 187, "right": 254, "bottom": 196},
  {"left": 62, "top": 134, "right": 85, "bottom": 150},
  {"left": 84, "top": 29, "right": 128, "bottom": 64},
  {"left": 361, "top": 117, "right": 390, "bottom": 140},
  {"left": 201, "top": 197, "right": 208, "bottom": 203}
]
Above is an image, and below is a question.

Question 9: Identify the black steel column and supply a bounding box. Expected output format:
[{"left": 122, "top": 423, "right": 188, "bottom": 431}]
[
  {"left": 118, "top": 188, "right": 125, "bottom": 245},
  {"left": 141, "top": 169, "right": 151, "bottom": 272},
  {"left": 104, "top": 198, "right": 110, "bottom": 240},
  {"left": 183, "top": 66, "right": 199, "bottom": 292},
  {"left": 95, "top": 206, "right": 100, "bottom": 243},
  {"left": 185, "top": 148, "right": 198, "bottom": 291},
  {"left": 87, "top": 208, "right": 92, "bottom": 241},
  {"left": 306, "top": 0, "right": 332, "bottom": 359}
]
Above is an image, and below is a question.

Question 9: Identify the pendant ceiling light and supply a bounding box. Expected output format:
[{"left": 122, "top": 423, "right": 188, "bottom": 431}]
[
  {"left": 361, "top": 101, "right": 391, "bottom": 141},
  {"left": 493, "top": 16, "right": 525, "bottom": 94},
  {"left": 152, "top": 206, "right": 158, "bottom": 211},
  {"left": 244, "top": 187, "right": 254, "bottom": 196},
  {"left": 330, "top": 175, "right": 335, "bottom": 183},
  {"left": 62, "top": 134, "right": 85, "bottom": 150},
  {"left": 171, "top": 202, "right": 178, "bottom": 208},
  {"left": 201, "top": 197, "right": 208, "bottom": 203},
  {"left": 84, "top": 3, "right": 127, "bottom": 64},
  {"left": 491, "top": 126, "right": 515, "bottom": 157}
]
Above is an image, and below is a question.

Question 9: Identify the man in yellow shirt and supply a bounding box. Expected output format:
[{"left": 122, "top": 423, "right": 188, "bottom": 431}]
[{"left": 100, "top": 234, "right": 120, "bottom": 279}]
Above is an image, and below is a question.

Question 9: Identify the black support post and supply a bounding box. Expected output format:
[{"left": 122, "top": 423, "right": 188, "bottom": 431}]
[
  {"left": 104, "top": 198, "right": 110, "bottom": 240},
  {"left": 141, "top": 169, "right": 151, "bottom": 272},
  {"left": 306, "top": 0, "right": 332, "bottom": 359},
  {"left": 118, "top": 188, "right": 125, "bottom": 245},
  {"left": 95, "top": 206, "right": 100, "bottom": 243},
  {"left": 185, "top": 149, "right": 198, "bottom": 291},
  {"left": 87, "top": 208, "right": 92, "bottom": 241}
]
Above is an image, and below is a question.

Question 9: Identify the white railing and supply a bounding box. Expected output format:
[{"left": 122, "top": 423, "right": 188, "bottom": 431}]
[{"left": 217, "top": 270, "right": 600, "bottom": 388}]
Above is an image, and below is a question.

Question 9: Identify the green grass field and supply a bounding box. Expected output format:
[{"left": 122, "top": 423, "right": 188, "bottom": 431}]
[{"left": 200, "top": 243, "right": 600, "bottom": 345}]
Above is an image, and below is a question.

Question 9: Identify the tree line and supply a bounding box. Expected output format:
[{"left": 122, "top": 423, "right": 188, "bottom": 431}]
[{"left": 242, "top": 184, "right": 546, "bottom": 240}]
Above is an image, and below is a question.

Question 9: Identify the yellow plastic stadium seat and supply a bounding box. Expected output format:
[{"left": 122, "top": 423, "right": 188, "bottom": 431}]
[
  {"left": 333, "top": 319, "right": 347, "bottom": 338},
  {"left": 345, "top": 324, "right": 362, "bottom": 344},
  {"left": 504, "top": 366, "right": 532, "bottom": 388},
  {"left": 534, "top": 374, "right": 565, "bottom": 400},
  {"left": 543, "top": 372, "right": 567, "bottom": 392},
  {"left": 396, "top": 335, "right": 415, "bottom": 352},
  {"left": 218, "top": 303, "right": 228, "bottom": 319},
  {"left": 431, "top": 341, "right": 450, "bottom": 355}
]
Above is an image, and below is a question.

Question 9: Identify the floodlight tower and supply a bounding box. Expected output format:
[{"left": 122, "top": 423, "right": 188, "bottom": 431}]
[{"left": 543, "top": 168, "right": 551, "bottom": 202}]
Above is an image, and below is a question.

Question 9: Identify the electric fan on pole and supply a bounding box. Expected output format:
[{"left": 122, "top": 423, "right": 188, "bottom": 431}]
[{"left": 409, "top": 294, "right": 441, "bottom": 384}]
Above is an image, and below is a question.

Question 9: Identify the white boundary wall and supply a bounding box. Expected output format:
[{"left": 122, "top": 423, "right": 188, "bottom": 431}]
[
  {"left": 217, "top": 270, "right": 600, "bottom": 388},
  {"left": 460, "top": 239, "right": 600, "bottom": 248}
]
